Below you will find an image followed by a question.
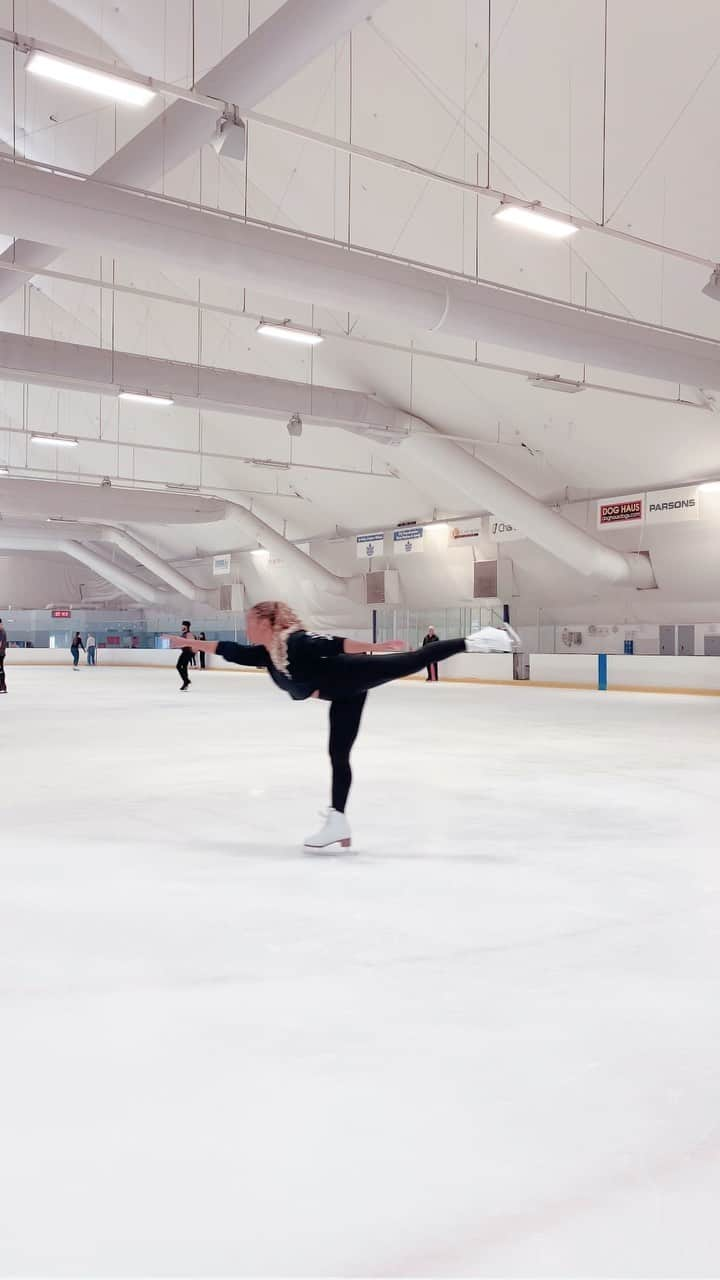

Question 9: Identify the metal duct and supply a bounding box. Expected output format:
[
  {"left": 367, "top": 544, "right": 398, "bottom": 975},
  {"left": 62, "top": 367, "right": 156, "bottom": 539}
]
[
  {"left": 0, "top": 330, "right": 414, "bottom": 437},
  {"left": 0, "top": 0, "right": 385, "bottom": 304},
  {"left": 0, "top": 534, "right": 165, "bottom": 602},
  {"left": 1, "top": 160, "right": 719, "bottom": 389},
  {"left": 0, "top": 331, "right": 654, "bottom": 589},
  {"left": 92, "top": 526, "right": 216, "bottom": 602},
  {"left": 0, "top": 473, "right": 226, "bottom": 523},
  {"left": 224, "top": 501, "right": 348, "bottom": 597},
  {"left": 396, "top": 434, "right": 656, "bottom": 588}
]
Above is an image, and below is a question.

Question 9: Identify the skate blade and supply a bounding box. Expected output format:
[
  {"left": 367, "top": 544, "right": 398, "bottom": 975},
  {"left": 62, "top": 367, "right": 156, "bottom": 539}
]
[{"left": 303, "top": 837, "right": 353, "bottom": 853}]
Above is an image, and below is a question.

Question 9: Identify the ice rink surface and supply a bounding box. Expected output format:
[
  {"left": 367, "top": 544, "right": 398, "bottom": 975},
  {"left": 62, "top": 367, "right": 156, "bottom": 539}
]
[{"left": 1, "top": 664, "right": 720, "bottom": 1277}]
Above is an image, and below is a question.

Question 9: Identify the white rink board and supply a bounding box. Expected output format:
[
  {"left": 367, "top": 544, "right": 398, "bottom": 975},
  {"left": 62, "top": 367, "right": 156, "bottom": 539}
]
[
  {"left": 529, "top": 653, "right": 598, "bottom": 685},
  {"left": 608, "top": 655, "right": 720, "bottom": 690},
  {"left": 1, "top": 668, "right": 720, "bottom": 1277}
]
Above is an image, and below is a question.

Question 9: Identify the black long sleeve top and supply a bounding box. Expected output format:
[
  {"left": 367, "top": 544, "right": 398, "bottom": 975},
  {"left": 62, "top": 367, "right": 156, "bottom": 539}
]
[{"left": 216, "top": 630, "right": 344, "bottom": 700}]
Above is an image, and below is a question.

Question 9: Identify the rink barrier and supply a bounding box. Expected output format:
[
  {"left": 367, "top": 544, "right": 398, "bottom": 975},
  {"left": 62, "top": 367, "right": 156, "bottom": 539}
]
[{"left": 6, "top": 649, "right": 720, "bottom": 696}]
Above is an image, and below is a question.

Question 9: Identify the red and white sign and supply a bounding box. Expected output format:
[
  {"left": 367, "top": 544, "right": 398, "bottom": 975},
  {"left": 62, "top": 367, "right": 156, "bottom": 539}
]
[
  {"left": 597, "top": 494, "right": 644, "bottom": 528},
  {"left": 51, "top": 608, "right": 72, "bottom": 618}
]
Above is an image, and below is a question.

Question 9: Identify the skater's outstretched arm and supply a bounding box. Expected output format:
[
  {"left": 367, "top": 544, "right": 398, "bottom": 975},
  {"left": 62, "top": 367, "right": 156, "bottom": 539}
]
[{"left": 168, "top": 636, "right": 267, "bottom": 667}]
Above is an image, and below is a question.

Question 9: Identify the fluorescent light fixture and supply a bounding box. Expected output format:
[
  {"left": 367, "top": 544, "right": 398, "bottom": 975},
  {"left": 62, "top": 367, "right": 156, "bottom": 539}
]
[
  {"left": 31, "top": 433, "right": 79, "bottom": 448},
  {"left": 25, "top": 50, "right": 155, "bottom": 107},
  {"left": 528, "top": 374, "right": 586, "bottom": 394},
  {"left": 250, "top": 458, "right": 291, "bottom": 470},
  {"left": 251, "top": 548, "right": 270, "bottom": 560},
  {"left": 699, "top": 480, "right": 720, "bottom": 492},
  {"left": 256, "top": 320, "right": 323, "bottom": 346},
  {"left": 119, "top": 391, "right": 174, "bottom": 406},
  {"left": 165, "top": 483, "right": 200, "bottom": 492},
  {"left": 0, "top": 467, "right": 8, "bottom": 475},
  {"left": 494, "top": 202, "right": 578, "bottom": 240}
]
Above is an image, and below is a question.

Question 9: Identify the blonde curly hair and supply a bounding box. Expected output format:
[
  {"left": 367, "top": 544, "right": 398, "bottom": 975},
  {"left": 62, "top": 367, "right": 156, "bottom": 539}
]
[{"left": 247, "top": 600, "right": 305, "bottom": 674}]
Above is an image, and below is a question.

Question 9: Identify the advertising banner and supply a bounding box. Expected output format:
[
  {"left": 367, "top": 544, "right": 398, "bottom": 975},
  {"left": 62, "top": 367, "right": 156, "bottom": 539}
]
[
  {"left": 646, "top": 486, "right": 699, "bottom": 523},
  {"left": 356, "top": 532, "right": 385, "bottom": 560},
  {"left": 490, "top": 517, "right": 525, "bottom": 542},
  {"left": 393, "top": 527, "right": 424, "bottom": 554},
  {"left": 448, "top": 519, "right": 483, "bottom": 546},
  {"left": 597, "top": 494, "right": 644, "bottom": 528}
]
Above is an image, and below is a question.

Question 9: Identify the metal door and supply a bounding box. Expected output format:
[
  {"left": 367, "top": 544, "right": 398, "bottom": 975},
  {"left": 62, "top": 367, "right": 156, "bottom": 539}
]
[
  {"left": 678, "top": 626, "right": 695, "bottom": 656},
  {"left": 704, "top": 636, "right": 720, "bottom": 656},
  {"left": 659, "top": 625, "right": 676, "bottom": 655}
]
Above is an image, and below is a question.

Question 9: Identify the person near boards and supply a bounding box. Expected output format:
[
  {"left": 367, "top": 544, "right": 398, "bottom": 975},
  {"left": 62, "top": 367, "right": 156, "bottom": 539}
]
[
  {"left": 86, "top": 633, "right": 97, "bottom": 666},
  {"left": 0, "top": 617, "right": 7, "bottom": 693},
  {"left": 176, "top": 620, "right": 195, "bottom": 691},
  {"left": 71, "top": 631, "right": 85, "bottom": 669},
  {"left": 198, "top": 632, "right": 207, "bottom": 670},
  {"left": 422, "top": 625, "right": 439, "bottom": 681}
]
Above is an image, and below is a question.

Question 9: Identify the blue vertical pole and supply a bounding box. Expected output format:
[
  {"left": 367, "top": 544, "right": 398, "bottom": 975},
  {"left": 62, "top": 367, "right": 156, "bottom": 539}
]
[{"left": 598, "top": 652, "right": 608, "bottom": 691}]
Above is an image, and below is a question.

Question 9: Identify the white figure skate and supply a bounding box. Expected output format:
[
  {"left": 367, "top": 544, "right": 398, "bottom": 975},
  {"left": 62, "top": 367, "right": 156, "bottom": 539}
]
[
  {"left": 304, "top": 808, "right": 352, "bottom": 851},
  {"left": 465, "top": 623, "right": 520, "bottom": 653}
]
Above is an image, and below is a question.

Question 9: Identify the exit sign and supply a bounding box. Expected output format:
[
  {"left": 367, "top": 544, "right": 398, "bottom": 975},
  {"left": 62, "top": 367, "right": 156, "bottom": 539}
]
[{"left": 51, "top": 608, "right": 72, "bottom": 619}]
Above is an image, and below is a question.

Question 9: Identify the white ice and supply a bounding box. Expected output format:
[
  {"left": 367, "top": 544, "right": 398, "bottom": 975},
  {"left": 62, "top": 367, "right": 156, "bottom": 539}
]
[{"left": 1, "top": 666, "right": 719, "bottom": 1277}]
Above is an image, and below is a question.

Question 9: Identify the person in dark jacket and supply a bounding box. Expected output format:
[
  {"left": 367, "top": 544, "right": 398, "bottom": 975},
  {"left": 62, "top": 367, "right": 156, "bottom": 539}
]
[
  {"left": 0, "top": 616, "right": 7, "bottom": 693},
  {"left": 198, "top": 632, "right": 207, "bottom": 670},
  {"left": 171, "top": 601, "right": 516, "bottom": 849},
  {"left": 176, "top": 620, "right": 195, "bottom": 691},
  {"left": 70, "top": 631, "right": 85, "bottom": 669},
  {"left": 422, "top": 624, "right": 439, "bottom": 681}
]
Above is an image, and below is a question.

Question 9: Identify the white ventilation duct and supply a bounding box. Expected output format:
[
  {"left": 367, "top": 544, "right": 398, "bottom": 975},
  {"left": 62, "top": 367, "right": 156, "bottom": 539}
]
[
  {"left": 0, "top": 472, "right": 226, "bottom": 523},
  {"left": 0, "top": 534, "right": 165, "bottom": 602},
  {"left": 0, "top": 330, "right": 414, "bottom": 437},
  {"left": 394, "top": 434, "right": 656, "bottom": 588},
  {"left": 0, "top": 331, "right": 654, "bottom": 589},
  {"left": 2, "top": 160, "right": 719, "bottom": 390},
  {"left": 0, "top": 0, "right": 385, "bottom": 304},
  {"left": 49, "top": 524, "right": 218, "bottom": 602},
  {"left": 224, "top": 501, "right": 349, "bottom": 597}
]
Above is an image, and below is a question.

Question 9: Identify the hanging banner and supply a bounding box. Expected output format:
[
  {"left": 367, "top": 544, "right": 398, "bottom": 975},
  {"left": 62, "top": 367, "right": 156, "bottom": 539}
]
[
  {"left": 646, "top": 486, "right": 699, "bottom": 523},
  {"left": 213, "top": 554, "right": 232, "bottom": 575},
  {"left": 490, "top": 517, "right": 525, "bottom": 543},
  {"left": 448, "top": 519, "right": 483, "bottom": 546},
  {"left": 356, "top": 532, "right": 385, "bottom": 560},
  {"left": 597, "top": 494, "right": 644, "bottom": 528},
  {"left": 393, "top": 526, "right": 424, "bottom": 554}
]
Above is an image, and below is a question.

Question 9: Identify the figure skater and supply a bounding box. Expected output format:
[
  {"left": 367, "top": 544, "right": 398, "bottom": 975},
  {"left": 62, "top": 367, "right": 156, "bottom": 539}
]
[{"left": 170, "top": 601, "right": 517, "bottom": 850}]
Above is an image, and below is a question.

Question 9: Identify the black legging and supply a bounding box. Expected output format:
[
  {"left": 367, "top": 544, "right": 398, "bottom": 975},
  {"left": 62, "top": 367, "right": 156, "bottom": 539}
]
[
  {"left": 329, "top": 694, "right": 366, "bottom": 812},
  {"left": 318, "top": 638, "right": 464, "bottom": 702},
  {"left": 322, "top": 638, "right": 465, "bottom": 812},
  {"left": 176, "top": 649, "right": 192, "bottom": 685}
]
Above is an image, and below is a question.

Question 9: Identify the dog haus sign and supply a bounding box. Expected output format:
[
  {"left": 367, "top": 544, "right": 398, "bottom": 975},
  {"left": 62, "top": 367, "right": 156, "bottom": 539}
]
[
  {"left": 597, "top": 494, "right": 644, "bottom": 528},
  {"left": 596, "top": 487, "right": 699, "bottom": 529}
]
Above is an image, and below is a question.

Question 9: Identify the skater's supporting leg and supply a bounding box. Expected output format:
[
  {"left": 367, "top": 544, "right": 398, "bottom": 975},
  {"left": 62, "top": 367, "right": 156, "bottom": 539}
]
[{"left": 329, "top": 693, "right": 367, "bottom": 813}]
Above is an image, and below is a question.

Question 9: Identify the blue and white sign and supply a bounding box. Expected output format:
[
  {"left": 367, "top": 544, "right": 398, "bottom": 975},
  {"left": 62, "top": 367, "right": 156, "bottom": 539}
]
[
  {"left": 212, "top": 553, "right": 232, "bottom": 575},
  {"left": 393, "top": 526, "right": 424, "bottom": 555},
  {"left": 356, "top": 532, "right": 385, "bottom": 560}
]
